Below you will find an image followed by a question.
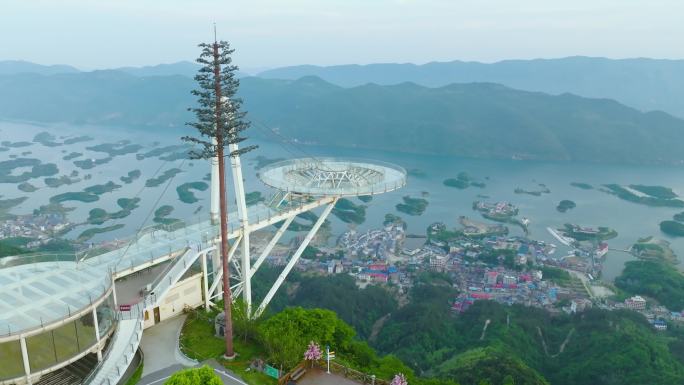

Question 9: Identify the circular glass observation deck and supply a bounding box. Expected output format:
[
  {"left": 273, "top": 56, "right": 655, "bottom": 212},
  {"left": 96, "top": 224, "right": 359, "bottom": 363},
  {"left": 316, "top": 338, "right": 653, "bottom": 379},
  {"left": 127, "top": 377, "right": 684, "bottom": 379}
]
[
  {"left": 258, "top": 158, "right": 406, "bottom": 197},
  {"left": 0, "top": 261, "right": 116, "bottom": 383}
]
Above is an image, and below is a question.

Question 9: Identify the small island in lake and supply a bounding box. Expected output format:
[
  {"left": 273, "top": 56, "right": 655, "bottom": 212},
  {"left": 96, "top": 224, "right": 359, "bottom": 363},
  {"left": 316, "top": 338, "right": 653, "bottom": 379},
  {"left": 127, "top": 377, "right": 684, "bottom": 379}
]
[
  {"left": 153, "top": 205, "right": 183, "bottom": 227},
  {"left": 77, "top": 224, "right": 125, "bottom": 242},
  {"left": 443, "top": 172, "right": 485, "bottom": 189},
  {"left": 17, "top": 182, "right": 37, "bottom": 192},
  {"left": 602, "top": 183, "right": 684, "bottom": 207},
  {"left": 514, "top": 184, "right": 551, "bottom": 196},
  {"left": 33, "top": 132, "right": 62, "bottom": 147},
  {"left": 87, "top": 198, "right": 141, "bottom": 225},
  {"left": 62, "top": 152, "right": 83, "bottom": 161},
  {"left": 50, "top": 191, "right": 99, "bottom": 204},
  {"left": 84, "top": 181, "right": 121, "bottom": 195},
  {"left": 659, "top": 220, "right": 684, "bottom": 237},
  {"left": 631, "top": 237, "right": 678, "bottom": 265},
  {"left": 137, "top": 144, "right": 188, "bottom": 160},
  {"left": 246, "top": 191, "right": 264, "bottom": 206},
  {"left": 145, "top": 168, "right": 182, "bottom": 187},
  {"left": 560, "top": 223, "right": 617, "bottom": 241},
  {"left": 473, "top": 201, "right": 528, "bottom": 234},
  {"left": 176, "top": 181, "right": 209, "bottom": 204},
  {"left": 556, "top": 200, "right": 576, "bottom": 213},
  {"left": 570, "top": 182, "right": 593, "bottom": 190},
  {"left": 396, "top": 195, "right": 429, "bottom": 216},
  {"left": 0, "top": 158, "right": 58, "bottom": 183},
  {"left": 120, "top": 170, "right": 141, "bottom": 184},
  {"left": 458, "top": 216, "right": 508, "bottom": 238},
  {"left": 358, "top": 195, "right": 373, "bottom": 203},
  {"left": 74, "top": 157, "right": 113, "bottom": 170},
  {"left": 86, "top": 141, "right": 142, "bottom": 157},
  {"left": 407, "top": 168, "right": 427, "bottom": 178},
  {"left": 332, "top": 198, "right": 366, "bottom": 224},
  {"left": 63, "top": 135, "right": 93, "bottom": 145},
  {"left": 45, "top": 175, "right": 80, "bottom": 188}
]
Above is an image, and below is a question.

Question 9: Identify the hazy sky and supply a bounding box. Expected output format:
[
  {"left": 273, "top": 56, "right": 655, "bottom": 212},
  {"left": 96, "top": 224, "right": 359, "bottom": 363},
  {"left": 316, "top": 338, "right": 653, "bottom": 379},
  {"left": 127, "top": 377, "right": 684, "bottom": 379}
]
[{"left": 2, "top": 0, "right": 683, "bottom": 72}]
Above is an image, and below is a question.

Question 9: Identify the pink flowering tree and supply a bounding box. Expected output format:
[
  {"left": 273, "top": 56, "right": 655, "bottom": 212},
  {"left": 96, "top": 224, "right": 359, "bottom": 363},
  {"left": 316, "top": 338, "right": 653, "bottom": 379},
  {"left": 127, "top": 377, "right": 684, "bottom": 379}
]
[
  {"left": 391, "top": 373, "right": 408, "bottom": 385},
  {"left": 303, "top": 341, "right": 322, "bottom": 366}
]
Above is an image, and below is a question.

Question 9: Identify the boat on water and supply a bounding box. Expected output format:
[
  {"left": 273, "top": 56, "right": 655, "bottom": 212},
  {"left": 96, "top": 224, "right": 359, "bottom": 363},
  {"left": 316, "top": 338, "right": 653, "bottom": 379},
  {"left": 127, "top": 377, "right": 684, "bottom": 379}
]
[{"left": 547, "top": 227, "right": 573, "bottom": 246}]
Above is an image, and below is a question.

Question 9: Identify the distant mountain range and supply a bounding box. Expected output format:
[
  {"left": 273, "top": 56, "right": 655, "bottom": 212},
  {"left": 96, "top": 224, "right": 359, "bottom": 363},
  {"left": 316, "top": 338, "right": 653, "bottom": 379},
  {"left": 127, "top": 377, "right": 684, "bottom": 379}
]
[
  {"left": 0, "top": 60, "right": 80, "bottom": 75},
  {"left": 0, "top": 60, "right": 246, "bottom": 78},
  {"left": 0, "top": 70, "right": 683, "bottom": 164},
  {"left": 259, "top": 56, "right": 684, "bottom": 118}
]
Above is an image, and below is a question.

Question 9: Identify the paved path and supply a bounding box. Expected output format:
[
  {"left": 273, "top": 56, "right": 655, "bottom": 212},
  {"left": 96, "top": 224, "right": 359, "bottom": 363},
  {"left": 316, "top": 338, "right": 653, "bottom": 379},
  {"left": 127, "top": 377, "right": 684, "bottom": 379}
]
[
  {"left": 140, "top": 315, "right": 197, "bottom": 376},
  {"left": 297, "top": 368, "right": 362, "bottom": 385}
]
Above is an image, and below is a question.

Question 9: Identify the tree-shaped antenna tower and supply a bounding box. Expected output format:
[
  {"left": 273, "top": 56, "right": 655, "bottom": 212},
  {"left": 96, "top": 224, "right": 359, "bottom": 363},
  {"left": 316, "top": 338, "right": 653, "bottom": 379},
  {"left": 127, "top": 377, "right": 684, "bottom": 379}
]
[{"left": 183, "top": 35, "right": 256, "bottom": 359}]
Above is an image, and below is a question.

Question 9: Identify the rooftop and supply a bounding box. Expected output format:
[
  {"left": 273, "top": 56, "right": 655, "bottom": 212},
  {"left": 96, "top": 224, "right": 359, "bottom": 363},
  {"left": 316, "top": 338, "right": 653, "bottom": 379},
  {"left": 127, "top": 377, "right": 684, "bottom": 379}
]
[
  {"left": 258, "top": 158, "right": 406, "bottom": 196},
  {"left": 0, "top": 261, "right": 110, "bottom": 336}
]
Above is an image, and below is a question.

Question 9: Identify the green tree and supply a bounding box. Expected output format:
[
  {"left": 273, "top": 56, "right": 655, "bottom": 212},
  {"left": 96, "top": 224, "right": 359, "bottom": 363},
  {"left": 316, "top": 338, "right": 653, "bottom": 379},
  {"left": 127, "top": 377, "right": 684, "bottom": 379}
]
[
  {"left": 257, "top": 307, "right": 355, "bottom": 369},
  {"left": 182, "top": 35, "right": 256, "bottom": 358},
  {"left": 164, "top": 366, "right": 221, "bottom": 385}
]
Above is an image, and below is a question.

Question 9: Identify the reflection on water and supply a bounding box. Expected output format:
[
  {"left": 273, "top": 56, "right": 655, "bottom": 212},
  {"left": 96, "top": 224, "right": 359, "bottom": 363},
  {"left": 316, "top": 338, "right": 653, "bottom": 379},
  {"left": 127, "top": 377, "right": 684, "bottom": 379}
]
[{"left": 2, "top": 121, "right": 683, "bottom": 282}]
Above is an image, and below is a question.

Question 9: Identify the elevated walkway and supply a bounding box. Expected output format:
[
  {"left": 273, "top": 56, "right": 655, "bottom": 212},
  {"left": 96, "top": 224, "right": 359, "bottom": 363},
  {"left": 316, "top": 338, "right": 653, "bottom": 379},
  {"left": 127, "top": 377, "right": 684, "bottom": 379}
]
[{"left": 82, "top": 199, "right": 334, "bottom": 279}]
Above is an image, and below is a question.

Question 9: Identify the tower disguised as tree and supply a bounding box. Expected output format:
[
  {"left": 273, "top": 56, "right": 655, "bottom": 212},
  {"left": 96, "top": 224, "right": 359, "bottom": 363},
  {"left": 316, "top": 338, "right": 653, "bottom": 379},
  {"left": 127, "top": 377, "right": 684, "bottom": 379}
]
[{"left": 184, "top": 37, "right": 256, "bottom": 359}]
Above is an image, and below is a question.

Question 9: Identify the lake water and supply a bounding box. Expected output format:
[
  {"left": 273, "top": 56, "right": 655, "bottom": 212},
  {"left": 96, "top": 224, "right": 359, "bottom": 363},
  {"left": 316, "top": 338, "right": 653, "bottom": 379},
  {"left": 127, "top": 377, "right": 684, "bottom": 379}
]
[{"left": 2, "top": 121, "right": 684, "bottom": 281}]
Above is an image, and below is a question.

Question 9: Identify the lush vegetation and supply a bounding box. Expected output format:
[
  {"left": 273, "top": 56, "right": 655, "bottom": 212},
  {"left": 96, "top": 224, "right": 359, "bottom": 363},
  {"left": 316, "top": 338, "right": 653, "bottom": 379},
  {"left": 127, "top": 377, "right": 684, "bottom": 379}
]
[
  {"left": 434, "top": 347, "right": 549, "bottom": 385},
  {"left": 176, "top": 181, "right": 209, "bottom": 204},
  {"left": 0, "top": 238, "right": 26, "bottom": 258},
  {"left": 602, "top": 184, "right": 684, "bottom": 207},
  {"left": 285, "top": 274, "right": 398, "bottom": 340},
  {"left": 615, "top": 260, "right": 684, "bottom": 311},
  {"left": 540, "top": 266, "right": 573, "bottom": 286},
  {"left": 164, "top": 366, "right": 222, "bottom": 385},
  {"left": 660, "top": 220, "right": 684, "bottom": 237},
  {"left": 396, "top": 195, "right": 429, "bottom": 216},
  {"left": 556, "top": 200, "right": 576, "bottom": 213},
  {"left": 124, "top": 362, "right": 143, "bottom": 385}
]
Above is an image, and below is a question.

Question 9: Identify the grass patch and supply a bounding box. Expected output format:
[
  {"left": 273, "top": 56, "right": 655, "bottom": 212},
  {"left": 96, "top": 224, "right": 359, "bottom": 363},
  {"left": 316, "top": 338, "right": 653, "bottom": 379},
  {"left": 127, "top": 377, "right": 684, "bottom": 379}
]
[
  {"left": 180, "top": 311, "right": 276, "bottom": 385},
  {"left": 124, "top": 362, "right": 143, "bottom": 385}
]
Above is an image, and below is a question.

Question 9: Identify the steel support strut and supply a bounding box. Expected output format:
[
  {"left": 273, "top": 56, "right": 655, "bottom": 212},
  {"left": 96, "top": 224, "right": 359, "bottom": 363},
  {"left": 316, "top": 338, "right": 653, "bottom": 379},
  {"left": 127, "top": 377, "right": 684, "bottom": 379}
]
[{"left": 254, "top": 199, "right": 337, "bottom": 317}]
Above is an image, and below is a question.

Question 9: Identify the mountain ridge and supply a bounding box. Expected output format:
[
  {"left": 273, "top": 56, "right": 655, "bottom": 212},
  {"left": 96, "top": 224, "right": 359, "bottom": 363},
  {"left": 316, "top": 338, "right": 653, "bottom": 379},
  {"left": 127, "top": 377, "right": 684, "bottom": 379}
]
[
  {"left": 258, "top": 56, "right": 684, "bottom": 118},
  {"left": 1, "top": 71, "right": 684, "bottom": 164}
]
